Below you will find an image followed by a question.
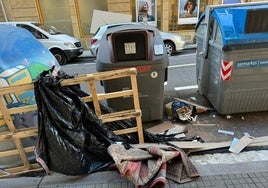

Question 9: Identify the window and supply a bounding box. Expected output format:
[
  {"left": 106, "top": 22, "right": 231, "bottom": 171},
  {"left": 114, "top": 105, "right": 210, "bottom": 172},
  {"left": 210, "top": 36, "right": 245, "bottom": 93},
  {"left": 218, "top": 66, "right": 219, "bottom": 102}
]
[
  {"left": 38, "top": 0, "right": 73, "bottom": 36},
  {"left": 17, "top": 24, "right": 46, "bottom": 39},
  {"left": 77, "top": 0, "right": 106, "bottom": 36}
]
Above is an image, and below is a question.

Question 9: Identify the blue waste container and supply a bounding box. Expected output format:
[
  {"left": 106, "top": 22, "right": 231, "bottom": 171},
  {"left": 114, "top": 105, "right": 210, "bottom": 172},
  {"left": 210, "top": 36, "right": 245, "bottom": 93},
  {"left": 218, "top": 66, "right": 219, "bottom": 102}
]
[
  {"left": 0, "top": 24, "right": 60, "bottom": 168},
  {"left": 195, "top": 2, "right": 268, "bottom": 114}
]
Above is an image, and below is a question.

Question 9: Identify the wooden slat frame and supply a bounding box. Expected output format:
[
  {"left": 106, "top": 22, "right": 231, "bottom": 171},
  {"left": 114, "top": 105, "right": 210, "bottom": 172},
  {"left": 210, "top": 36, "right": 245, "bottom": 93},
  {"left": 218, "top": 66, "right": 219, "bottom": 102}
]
[{"left": 0, "top": 67, "right": 144, "bottom": 177}]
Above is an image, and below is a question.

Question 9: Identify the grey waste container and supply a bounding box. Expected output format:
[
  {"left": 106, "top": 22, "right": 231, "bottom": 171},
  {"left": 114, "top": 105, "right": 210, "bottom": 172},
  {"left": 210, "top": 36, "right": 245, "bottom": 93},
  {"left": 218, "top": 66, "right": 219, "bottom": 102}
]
[
  {"left": 195, "top": 3, "right": 268, "bottom": 114},
  {"left": 96, "top": 24, "right": 169, "bottom": 122}
]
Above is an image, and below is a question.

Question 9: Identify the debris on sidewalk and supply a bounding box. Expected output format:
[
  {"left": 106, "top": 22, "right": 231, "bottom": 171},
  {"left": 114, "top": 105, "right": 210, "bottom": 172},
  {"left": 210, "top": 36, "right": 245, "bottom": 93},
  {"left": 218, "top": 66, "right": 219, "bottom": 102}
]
[
  {"left": 193, "top": 123, "right": 218, "bottom": 126},
  {"left": 146, "top": 121, "right": 187, "bottom": 139},
  {"left": 132, "top": 136, "right": 268, "bottom": 154},
  {"left": 165, "top": 101, "right": 193, "bottom": 121},
  {"left": 218, "top": 129, "right": 235, "bottom": 136},
  {"left": 146, "top": 121, "right": 176, "bottom": 134},
  {"left": 174, "top": 97, "right": 214, "bottom": 114},
  {"left": 107, "top": 144, "right": 200, "bottom": 187},
  {"left": 229, "top": 135, "right": 254, "bottom": 154},
  {"left": 164, "top": 97, "right": 214, "bottom": 126},
  {"left": 226, "top": 115, "right": 232, "bottom": 119}
]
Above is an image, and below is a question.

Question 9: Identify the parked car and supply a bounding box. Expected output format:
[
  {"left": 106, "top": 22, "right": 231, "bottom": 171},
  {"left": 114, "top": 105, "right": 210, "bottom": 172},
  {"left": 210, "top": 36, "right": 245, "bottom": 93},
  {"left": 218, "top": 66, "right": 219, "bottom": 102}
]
[
  {"left": 89, "top": 22, "right": 185, "bottom": 56},
  {"left": 0, "top": 22, "right": 83, "bottom": 65}
]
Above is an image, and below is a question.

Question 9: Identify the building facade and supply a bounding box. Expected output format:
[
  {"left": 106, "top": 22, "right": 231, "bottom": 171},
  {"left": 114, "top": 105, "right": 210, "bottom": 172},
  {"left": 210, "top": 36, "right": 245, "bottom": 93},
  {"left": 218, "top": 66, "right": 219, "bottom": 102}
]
[{"left": 0, "top": 0, "right": 265, "bottom": 49}]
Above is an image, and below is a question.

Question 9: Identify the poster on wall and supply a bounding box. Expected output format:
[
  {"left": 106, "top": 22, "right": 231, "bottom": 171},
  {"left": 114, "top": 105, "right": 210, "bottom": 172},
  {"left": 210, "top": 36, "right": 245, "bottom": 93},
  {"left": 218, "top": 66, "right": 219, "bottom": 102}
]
[
  {"left": 178, "top": 0, "right": 200, "bottom": 25},
  {"left": 136, "top": 0, "right": 157, "bottom": 26},
  {"left": 222, "top": 0, "right": 241, "bottom": 4}
]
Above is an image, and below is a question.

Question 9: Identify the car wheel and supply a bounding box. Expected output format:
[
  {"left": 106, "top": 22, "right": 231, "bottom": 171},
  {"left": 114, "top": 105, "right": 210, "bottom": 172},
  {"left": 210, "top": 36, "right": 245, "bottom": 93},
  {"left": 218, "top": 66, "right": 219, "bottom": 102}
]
[
  {"left": 51, "top": 49, "right": 67, "bottom": 65},
  {"left": 164, "top": 41, "right": 175, "bottom": 56}
]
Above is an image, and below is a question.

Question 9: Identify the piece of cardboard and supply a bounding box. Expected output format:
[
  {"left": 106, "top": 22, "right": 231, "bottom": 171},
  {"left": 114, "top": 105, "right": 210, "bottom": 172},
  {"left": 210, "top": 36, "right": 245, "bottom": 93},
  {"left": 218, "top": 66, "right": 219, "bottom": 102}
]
[
  {"left": 229, "top": 135, "right": 253, "bottom": 153},
  {"left": 146, "top": 121, "right": 176, "bottom": 134},
  {"left": 90, "top": 10, "right": 132, "bottom": 34}
]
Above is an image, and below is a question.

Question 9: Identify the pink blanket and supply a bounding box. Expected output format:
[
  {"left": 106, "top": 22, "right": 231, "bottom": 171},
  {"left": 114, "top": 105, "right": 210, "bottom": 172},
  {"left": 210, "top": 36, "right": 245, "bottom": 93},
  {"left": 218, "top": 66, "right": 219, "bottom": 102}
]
[{"left": 108, "top": 144, "right": 200, "bottom": 187}]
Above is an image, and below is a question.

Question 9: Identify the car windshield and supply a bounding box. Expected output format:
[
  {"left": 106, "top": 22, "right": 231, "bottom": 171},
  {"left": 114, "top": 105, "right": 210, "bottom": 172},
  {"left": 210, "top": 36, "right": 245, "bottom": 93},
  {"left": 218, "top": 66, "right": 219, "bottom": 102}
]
[{"left": 33, "top": 23, "right": 62, "bottom": 35}]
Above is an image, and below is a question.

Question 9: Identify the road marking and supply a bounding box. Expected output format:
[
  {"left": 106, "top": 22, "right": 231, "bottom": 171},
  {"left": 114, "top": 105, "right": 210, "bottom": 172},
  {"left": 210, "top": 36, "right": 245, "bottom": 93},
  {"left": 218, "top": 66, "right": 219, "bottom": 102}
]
[
  {"left": 174, "top": 85, "right": 198, "bottom": 91},
  {"left": 168, "top": 63, "right": 196, "bottom": 69}
]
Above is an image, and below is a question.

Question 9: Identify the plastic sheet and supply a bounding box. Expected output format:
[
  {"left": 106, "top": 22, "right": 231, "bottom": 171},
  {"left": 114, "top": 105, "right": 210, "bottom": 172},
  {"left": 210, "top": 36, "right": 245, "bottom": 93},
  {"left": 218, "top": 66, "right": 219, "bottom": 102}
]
[{"left": 33, "top": 69, "right": 138, "bottom": 175}]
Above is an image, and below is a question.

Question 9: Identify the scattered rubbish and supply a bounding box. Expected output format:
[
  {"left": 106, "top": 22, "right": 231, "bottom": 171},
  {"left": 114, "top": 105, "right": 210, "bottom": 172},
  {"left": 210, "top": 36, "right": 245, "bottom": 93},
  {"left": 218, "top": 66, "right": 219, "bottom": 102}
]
[
  {"left": 174, "top": 97, "right": 214, "bottom": 113},
  {"left": 241, "top": 116, "right": 245, "bottom": 120},
  {"left": 165, "top": 101, "right": 193, "bottom": 121},
  {"left": 229, "top": 135, "right": 253, "bottom": 153},
  {"left": 193, "top": 123, "right": 217, "bottom": 126},
  {"left": 132, "top": 136, "right": 268, "bottom": 154},
  {"left": 146, "top": 121, "right": 176, "bottom": 134},
  {"left": 165, "top": 101, "right": 174, "bottom": 119},
  {"left": 175, "top": 133, "right": 186, "bottom": 139},
  {"left": 144, "top": 122, "right": 187, "bottom": 142},
  {"left": 163, "top": 124, "right": 187, "bottom": 135},
  {"left": 172, "top": 101, "right": 193, "bottom": 121},
  {"left": 165, "top": 97, "right": 213, "bottom": 123},
  {"left": 218, "top": 129, "right": 234, "bottom": 136},
  {"left": 191, "top": 115, "right": 198, "bottom": 122},
  {"left": 108, "top": 144, "right": 200, "bottom": 186},
  {"left": 244, "top": 132, "right": 250, "bottom": 137},
  {"left": 189, "top": 96, "right": 197, "bottom": 101},
  {"left": 226, "top": 115, "right": 232, "bottom": 119}
]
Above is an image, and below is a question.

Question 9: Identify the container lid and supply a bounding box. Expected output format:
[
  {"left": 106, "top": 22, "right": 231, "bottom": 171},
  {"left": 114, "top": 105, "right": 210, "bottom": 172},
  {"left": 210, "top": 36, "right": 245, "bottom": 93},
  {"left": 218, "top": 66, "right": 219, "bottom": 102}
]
[{"left": 212, "top": 4, "right": 268, "bottom": 46}]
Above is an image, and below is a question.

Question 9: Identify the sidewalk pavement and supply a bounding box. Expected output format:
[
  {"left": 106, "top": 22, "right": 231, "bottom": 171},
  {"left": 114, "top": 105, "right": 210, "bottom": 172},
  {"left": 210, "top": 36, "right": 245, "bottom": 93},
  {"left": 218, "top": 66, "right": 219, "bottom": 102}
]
[{"left": 1, "top": 151, "right": 268, "bottom": 188}]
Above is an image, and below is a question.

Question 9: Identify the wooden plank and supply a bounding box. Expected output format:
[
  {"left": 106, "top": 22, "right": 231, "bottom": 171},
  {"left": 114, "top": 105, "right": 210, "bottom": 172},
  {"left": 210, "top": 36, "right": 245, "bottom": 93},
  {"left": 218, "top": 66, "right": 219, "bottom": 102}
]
[
  {"left": 60, "top": 68, "right": 137, "bottom": 86},
  {"left": 249, "top": 141, "right": 268, "bottom": 147},
  {"left": 97, "top": 90, "right": 133, "bottom": 100},
  {"left": 130, "top": 74, "right": 144, "bottom": 143},
  {"left": 132, "top": 141, "right": 231, "bottom": 150},
  {"left": 88, "top": 80, "right": 101, "bottom": 116},
  {"left": 101, "top": 109, "right": 141, "bottom": 123},
  {"left": 146, "top": 121, "right": 176, "bottom": 134},
  {"left": 250, "top": 136, "right": 268, "bottom": 143},
  {"left": 0, "top": 105, "right": 37, "bottom": 116},
  {"left": 0, "top": 83, "right": 34, "bottom": 95},
  {"left": 0, "top": 127, "right": 37, "bottom": 141},
  {"left": 0, "top": 96, "right": 16, "bottom": 131},
  {"left": 174, "top": 97, "right": 213, "bottom": 111},
  {"left": 113, "top": 127, "right": 138, "bottom": 135},
  {"left": 132, "top": 136, "right": 268, "bottom": 153},
  {"left": 0, "top": 146, "right": 35, "bottom": 157},
  {"left": 0, "top": 67, "right": 145, "bottom": 177},
  {"left": 1, "top": 163, "right": 42, "bottom": 175}
]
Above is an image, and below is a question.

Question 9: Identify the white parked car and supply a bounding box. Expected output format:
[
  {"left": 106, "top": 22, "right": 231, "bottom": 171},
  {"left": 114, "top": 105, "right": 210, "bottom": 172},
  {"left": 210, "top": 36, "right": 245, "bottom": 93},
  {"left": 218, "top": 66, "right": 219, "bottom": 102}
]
[
  {"left": 0, "top": 21, "right": 83, "bottom": 65},
  {"left": 89, "top": 22, "right": 186, "bottom": 56}
]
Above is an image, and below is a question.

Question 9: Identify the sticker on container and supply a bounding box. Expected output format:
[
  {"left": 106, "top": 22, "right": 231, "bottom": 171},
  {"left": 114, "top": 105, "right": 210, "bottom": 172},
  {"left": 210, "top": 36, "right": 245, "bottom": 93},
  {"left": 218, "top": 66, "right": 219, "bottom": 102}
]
[
  {"left": 151, "top": 71, "right": 158, "bottom": 78},
  {"left": 124, "top": 42, "right": 136, "bottom": 54},
  {"left": 154, "top": 44, "right": 164, "bottom": 55}
]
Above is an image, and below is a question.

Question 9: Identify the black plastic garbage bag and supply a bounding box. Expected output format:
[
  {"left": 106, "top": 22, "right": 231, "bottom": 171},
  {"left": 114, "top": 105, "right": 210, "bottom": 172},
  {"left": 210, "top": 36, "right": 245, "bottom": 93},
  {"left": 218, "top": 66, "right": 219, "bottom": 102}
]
[
  {"left": 33, "top": 68, "right": 188, "bottom": 176},
  {"left": 33, "top": 69, "right": 130, "bottom": 175}
]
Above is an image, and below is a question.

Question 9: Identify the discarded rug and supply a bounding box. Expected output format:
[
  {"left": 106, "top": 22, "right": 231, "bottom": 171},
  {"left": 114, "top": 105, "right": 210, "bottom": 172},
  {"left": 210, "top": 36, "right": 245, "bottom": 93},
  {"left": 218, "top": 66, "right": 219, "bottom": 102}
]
[{"left": 107, "top": 144, "right": 200, "bottom": 187}]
